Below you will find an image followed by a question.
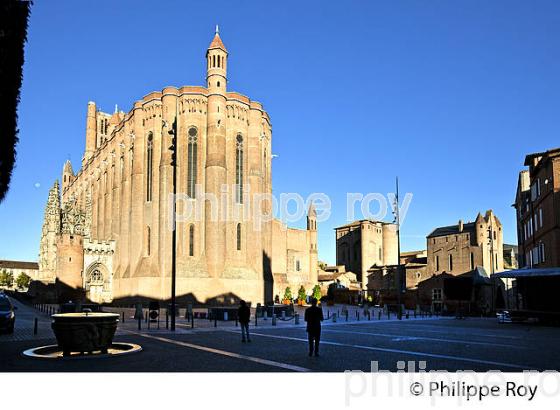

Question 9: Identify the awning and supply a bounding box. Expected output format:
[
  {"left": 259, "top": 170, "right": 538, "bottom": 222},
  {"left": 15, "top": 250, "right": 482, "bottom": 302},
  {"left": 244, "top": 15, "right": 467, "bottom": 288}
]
[{"left": 494, "top": 267, "right": 560, "bottom": 279}]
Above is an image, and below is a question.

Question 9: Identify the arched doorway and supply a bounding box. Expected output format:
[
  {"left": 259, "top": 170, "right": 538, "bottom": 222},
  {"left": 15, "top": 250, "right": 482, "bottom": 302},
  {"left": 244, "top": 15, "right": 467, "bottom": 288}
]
[{"left": 84, "top": 263, "right": 111, "bottom": 303}]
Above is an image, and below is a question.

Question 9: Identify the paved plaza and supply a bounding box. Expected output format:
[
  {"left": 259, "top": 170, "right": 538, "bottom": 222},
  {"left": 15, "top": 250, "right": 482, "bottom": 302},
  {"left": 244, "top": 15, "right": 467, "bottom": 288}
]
[{"left": 2, "top": 297, "right": 560, "bottom": 372}]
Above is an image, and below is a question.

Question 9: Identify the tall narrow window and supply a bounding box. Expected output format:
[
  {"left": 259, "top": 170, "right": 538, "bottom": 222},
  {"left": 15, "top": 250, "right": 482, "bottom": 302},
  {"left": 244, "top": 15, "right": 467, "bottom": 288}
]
[
  {"left": 146, "top": 226, "right": 151, "bottom": 256},
  {"left": 236, "top": 223, "right": 242, "bottom": 251},
  {"left": 470, "top": 252, "right": 474, "bottom": 270},
  {"left": 146, "top": 133, "right": 153, "bottom": 201},
  {"left": 187, "top": 127, "right": 198, "bottom": 198},
  {"left": 435, "top": 255, "right": 439, "bottom": 271},
  {"left": 448, "top": 254, "right": 453, "bottom": 271},
  {"left": 263, "top": 148, "right": 268, "bottom": 184},
  {"left": 235, "top": 134, "right": 244, "bottom": 203},
  {"left": 189, "top": 225, "right": 194, "bottom": 256},
  {"left": 120, "top": 156, "right": 124, "bottom": 181}
]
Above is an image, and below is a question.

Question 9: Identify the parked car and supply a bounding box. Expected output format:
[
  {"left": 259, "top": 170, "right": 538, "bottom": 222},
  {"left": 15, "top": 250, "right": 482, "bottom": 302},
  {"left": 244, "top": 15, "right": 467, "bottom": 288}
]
[
  {"left": 496, "top": 310, "right": 512, "bottom": 324},
  {"left": 0, "top": 296, "right": 17, "bottom": 333}
]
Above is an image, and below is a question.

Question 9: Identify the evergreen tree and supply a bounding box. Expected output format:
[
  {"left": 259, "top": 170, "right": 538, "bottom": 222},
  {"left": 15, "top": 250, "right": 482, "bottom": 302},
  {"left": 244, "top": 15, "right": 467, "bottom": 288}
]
[
  {"left": 312, "top": 284, "right": 322, "bottom": 302},
  {"left": 298, "top": 285, "right": 306, "bottom": 302}
]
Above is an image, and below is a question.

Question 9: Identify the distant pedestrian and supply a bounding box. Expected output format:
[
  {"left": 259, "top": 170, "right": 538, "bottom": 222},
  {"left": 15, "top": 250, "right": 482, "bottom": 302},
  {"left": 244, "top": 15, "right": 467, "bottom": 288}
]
[
  {"left": 304, "top": 298, "right": 324, "bottom": 357},
  {"left": 238, "top": 300, "right": 251, "bottom": 343}
]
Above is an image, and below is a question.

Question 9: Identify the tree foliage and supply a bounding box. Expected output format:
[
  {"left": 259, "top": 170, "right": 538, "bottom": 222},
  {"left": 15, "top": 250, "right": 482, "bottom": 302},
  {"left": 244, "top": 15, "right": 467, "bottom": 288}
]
[
  {"left": 298, "top": 285, "right": 306, "bottom": 302},
  {"left": 312, "top": 284, "right": 322, "bottom": 301},
  {"left": 16, "top": 272, "right": 31, "bottom": 289},
  {"left": 0, "top": 270, "right": 14, "bottom": 287},
  {"left": 283, "top": 286, "right": 292, "bottom": 301},
  {"left": 0, "top": 1, "right": 31, "bottom": 202}
]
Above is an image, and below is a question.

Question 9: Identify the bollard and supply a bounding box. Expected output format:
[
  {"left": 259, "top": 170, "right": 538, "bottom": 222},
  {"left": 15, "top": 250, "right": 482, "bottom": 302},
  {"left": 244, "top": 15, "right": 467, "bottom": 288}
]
[
  {"left": 138, "top": 317, "right": 141, "bottom": 330},
  {"left": 214, "top": 313, "right": 217, "bottom": 328},
  {"left": 224, "top": 311, "right": 228, "bottom": 321},
  {"left": 346, "top": 311, "right": 349, "bottom": 322},
  {"left": 185, "top": 308, "right": 189, "bottom": 320},
  {"left": 145, "top": 310, "right": 148, "bottom": 323},
  {"left": 368, "top": 311, "right": 371, "bottom": 321},
  {"left": 357, "top": 311, "right": 360, "bottom": 321},
  {"left": 333, "top": 312, "right": 337, "bottom": 322},
  {"left": 255, "top": 312, "right": 258, "bottom": 327},
  {"left": 295, "top": 313, "right": 300, "bottom": 325},
  {"left": 272, "top": 314, "right": 277, "bottom": 326},
  {"left": 122, "top": 311, "right": 125, "bottom": 323},
  {"left": 166, "top": 310, "right": 169, "bottom": 329},
  {"left": 191, "top": 313, "right": 195, "bottom": 329},
  {"left": 378, "top": 311, "right": 381, "bottom": 320},
  {"left": 34, "top": 318, "right": 38, "bottom": 335},
  {"left": 327, "top": 310, "right": 330, "bottom": 319}
]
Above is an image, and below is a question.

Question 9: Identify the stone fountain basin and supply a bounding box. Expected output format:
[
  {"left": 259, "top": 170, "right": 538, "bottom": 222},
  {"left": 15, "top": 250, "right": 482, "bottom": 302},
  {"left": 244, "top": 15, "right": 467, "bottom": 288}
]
[{"left": 51, "top": 313, "right": 119, "bottom": 356}]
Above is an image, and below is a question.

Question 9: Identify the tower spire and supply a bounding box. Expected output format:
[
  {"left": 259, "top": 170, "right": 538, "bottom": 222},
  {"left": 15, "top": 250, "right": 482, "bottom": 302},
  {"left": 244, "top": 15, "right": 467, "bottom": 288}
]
[{"left": 215, "top": 24, "right": 219, "bottom": 35}]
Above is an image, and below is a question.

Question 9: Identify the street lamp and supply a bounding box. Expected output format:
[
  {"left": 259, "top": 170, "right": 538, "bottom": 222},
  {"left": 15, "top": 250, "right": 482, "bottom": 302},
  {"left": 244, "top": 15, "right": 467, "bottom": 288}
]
[
  {"left": 165, "top": 106, "right": 178, "bottom": 331},
  {"left": 393, "top": 176, "right": 403, "bottom": 320}
]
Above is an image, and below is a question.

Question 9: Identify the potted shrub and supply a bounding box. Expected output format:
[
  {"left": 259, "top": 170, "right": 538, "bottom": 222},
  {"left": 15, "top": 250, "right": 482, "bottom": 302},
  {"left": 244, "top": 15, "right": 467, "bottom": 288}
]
[
  {"left": 297, "top": 286, "right": 306, "bottom": 306},
  {"left": 312, "top": 284, "right": 322, "bottom": 305},
  {"left": 282, "top": 287, "right": 292, "bottom": 305}
]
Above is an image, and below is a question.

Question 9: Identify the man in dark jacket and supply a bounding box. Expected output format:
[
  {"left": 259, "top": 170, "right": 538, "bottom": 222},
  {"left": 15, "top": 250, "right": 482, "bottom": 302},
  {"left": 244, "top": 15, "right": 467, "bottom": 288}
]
[
  {"left": 237, "top": 300, "right": 251, "bottom": 342},
  {"left": 304, "top": 298, "right": 324, "bottom": 356}
]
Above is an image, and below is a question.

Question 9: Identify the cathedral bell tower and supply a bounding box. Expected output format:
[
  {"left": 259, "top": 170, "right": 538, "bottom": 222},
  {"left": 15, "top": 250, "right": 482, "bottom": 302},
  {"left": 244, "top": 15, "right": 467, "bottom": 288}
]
[
  {"left": 205, "top": 26, "right": 228, "bottom": 278},
  {"left": 307, "top": 204, "right": 318, "bottom": 284}
]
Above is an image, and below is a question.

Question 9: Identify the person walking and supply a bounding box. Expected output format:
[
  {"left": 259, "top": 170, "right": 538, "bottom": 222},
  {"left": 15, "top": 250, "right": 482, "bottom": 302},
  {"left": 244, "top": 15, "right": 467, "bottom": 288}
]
[
  {"left": 304, "top": 298, "right": 324, "bottom": 357},
  {"left": 237, "top": 300, "right": 251, "bottom": 343}
]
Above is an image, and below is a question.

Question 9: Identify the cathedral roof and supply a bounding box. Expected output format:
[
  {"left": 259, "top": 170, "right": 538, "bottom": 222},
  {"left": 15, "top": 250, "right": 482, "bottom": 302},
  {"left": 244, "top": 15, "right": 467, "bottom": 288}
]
[{"left": 208, "top": 32, "right": 227, "bottom": 52}]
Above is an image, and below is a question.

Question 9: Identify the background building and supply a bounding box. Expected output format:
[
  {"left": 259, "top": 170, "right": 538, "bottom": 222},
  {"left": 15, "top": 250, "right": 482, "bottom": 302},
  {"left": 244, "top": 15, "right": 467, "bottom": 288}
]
[
  {"left": 334, "top": 219, "right": 398, "bottom": 289},
  {"left": 37, "top": 31, "right": 318, "bottom": 305},
  {"left": 514, "top": 148, "right": 560, "bottom": 268},
  {"left": 366, "top": 250, "right": 428, "bottom": 306},
  {"left": 426, "top": 210, "right": 504, "bottom": 277},
  {"left": 0, "top": 260, "right": 39, "bottom": 290}
]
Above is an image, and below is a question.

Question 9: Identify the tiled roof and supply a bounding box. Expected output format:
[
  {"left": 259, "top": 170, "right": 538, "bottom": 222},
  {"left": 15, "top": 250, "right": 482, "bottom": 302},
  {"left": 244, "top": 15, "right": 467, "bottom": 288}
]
[
  {"left": 427, "top": 222, "right": 475, "bottom": 238},
  {"left": 0, "top": 260, "right": 38, "bottom": 270},
  {"left": 208, "top": 33, "right": 227, "bottom": 52}
]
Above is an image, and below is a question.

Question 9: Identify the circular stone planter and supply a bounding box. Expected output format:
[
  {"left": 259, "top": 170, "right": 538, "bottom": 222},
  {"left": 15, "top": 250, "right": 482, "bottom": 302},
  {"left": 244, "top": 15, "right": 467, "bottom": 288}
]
[
  {"left": 51, "top": 312, "right": 119, "bottom": 356},
  {"left": 22, "top": 342, "right": 142, "bottom": 360}
]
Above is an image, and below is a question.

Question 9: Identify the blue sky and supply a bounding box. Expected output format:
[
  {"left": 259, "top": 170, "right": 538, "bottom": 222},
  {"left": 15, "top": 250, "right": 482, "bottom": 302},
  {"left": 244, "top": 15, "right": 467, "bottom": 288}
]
[{"left": 1, "top": 0, "right": 559, "bottom": 264}]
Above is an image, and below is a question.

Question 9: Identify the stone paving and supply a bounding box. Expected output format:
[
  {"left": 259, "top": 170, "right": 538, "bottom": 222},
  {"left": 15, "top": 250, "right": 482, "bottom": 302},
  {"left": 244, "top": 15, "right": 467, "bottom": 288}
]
[{"left": 4, "top": 296, "right": 560, "bottom": 372}]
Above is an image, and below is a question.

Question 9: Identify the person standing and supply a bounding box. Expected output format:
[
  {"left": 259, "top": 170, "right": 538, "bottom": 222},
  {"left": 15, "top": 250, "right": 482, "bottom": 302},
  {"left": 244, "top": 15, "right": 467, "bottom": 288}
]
[
  {"left": 237, "top": 300, "right": 251, "bottom": 342},
  {"left": 304, "top": 298, "right": 324, "bottom": 357}
]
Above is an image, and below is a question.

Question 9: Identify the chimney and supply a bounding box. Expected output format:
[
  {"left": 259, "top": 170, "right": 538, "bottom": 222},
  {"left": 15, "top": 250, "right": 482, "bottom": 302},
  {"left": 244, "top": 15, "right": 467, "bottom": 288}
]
[{"left": 458, "top": 220, "right": 463, "bottom": 232}]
